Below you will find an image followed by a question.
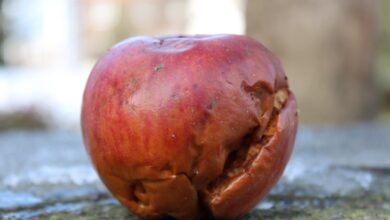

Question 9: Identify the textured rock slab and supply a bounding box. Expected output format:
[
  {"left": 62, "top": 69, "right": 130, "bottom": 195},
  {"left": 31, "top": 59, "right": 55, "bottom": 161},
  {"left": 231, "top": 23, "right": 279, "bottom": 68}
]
[{"left": 1, "top": 123, "right": 390, "bottom": 219}]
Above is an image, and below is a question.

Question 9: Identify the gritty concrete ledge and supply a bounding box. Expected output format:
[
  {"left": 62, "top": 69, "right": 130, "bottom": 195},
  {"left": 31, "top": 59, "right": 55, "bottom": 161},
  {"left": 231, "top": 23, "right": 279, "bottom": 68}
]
[{"left": 1, "top": 123, "right": 390, "bottom": 219}]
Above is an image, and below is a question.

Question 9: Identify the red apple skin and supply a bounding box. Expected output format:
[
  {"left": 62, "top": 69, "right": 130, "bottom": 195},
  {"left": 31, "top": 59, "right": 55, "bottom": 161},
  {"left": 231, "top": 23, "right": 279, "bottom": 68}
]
[{"left": 81, "top": 35, "right": 298, "bottom": 219}]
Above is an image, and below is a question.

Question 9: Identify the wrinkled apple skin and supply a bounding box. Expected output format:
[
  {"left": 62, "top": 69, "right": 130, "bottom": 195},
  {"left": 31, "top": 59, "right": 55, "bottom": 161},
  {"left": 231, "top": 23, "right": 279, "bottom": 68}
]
[{"left": 81, "top": 35, "right": 298, "bottom": 219}]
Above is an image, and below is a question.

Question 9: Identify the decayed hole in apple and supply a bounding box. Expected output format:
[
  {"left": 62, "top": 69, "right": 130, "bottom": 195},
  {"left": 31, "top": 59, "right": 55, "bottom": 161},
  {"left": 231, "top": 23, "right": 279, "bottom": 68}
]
[{"left": 126, "top": 85, "right": 290, "bottom": 219}]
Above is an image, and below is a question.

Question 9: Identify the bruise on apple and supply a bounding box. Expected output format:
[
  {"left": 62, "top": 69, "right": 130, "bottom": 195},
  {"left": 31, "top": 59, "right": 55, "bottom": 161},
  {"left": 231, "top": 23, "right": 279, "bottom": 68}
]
[
  {"left": 205, "top": 89, "right": 285, "bottom": 196},
  {"left": 81, "top": 35, "right": 298, "bottom": 220},
  {"left": 122, "top": 87, "right": 295, "bottom": 220},
  {"left": 202, "top": 88, "right": 294, "bottom": 218}
]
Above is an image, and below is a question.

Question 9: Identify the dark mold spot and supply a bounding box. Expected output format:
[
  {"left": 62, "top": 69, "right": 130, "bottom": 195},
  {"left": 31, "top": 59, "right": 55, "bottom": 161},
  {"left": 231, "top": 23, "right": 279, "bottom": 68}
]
[
  {"left": 159, "top": 39, "right": 165, "bottom": 45},
  {"left": 207, "top": 98, "right": 218, "bottom": 110},
  {"left": 154, "top": 63, "right": 164, "bottom": 72}
]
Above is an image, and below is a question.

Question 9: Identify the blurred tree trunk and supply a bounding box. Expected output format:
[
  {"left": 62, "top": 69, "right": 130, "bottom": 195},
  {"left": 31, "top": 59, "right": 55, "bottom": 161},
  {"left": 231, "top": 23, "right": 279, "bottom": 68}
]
[{"left": 246, "top": 0, "right": 380, "bottom": 123}]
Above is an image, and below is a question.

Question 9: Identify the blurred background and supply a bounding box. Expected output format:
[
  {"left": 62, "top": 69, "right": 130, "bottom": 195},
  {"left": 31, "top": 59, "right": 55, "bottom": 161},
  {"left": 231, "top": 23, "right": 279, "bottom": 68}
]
[
  {"left": 0, "top": 0, "right": 389, "bottom": 131},
  {"left": 1, "top": 1, "right": 390, "bottom": 219}
]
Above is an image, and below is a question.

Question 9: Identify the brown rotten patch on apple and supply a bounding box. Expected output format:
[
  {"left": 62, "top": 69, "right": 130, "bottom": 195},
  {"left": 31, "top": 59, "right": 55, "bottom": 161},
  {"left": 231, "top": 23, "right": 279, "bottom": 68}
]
[
  {"left": 100, "top": 86, "right": 295, "bottom": 220},
  {"left": 204, "top": 88, "right": 287, "bottom": 192},
  {"left": 203, "top": 87, "right": 293, "bottom": 218},
  {"left": 81, "top": 35, "right": 298, "bottom": 220}
]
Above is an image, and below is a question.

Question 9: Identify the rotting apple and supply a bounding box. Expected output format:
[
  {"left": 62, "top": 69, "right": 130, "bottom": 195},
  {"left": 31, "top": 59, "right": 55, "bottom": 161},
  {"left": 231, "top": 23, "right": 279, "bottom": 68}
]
[{"left": 81, "top": 34, "right": 298, "bottom": 219}]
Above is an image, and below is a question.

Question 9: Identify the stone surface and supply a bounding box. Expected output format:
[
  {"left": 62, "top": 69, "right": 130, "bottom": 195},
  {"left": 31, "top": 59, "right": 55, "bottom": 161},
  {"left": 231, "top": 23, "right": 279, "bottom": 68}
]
[{"left": 1, "top": 123, "right": 390, "bottom": 219}]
